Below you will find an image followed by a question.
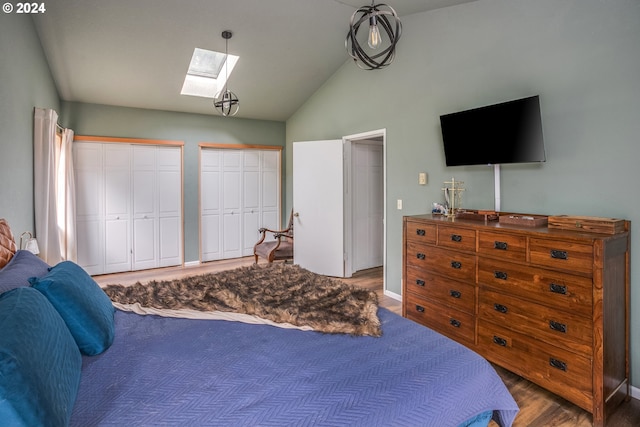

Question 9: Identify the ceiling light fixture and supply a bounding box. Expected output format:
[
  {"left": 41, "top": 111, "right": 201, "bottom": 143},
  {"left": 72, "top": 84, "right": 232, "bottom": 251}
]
[
  {"left": 345, "top": 1, "right": 402, "bottom": 70},
  {"left": 213, "top": 30, "right": 240, "bottom": 117}
]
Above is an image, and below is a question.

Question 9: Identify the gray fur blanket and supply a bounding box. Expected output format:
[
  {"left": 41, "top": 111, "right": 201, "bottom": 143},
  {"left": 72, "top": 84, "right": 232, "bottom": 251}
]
[{"left": 103, "top": 263, "right": 381, "bottom": 337}]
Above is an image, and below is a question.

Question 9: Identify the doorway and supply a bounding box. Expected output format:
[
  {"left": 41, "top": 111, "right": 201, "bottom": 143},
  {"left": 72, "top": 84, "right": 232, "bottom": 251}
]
[{"left": 344, "top": 129, "right": 386, "bottom": 293}]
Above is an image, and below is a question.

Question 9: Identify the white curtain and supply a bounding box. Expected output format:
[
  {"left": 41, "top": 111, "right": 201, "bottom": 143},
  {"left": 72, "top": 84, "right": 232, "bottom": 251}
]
[
  {"left": 33, "top": 108, "right": 77, "bottom": 264},
  {"left": 58, "top": 127, "right": 77, "bottom": 262}
]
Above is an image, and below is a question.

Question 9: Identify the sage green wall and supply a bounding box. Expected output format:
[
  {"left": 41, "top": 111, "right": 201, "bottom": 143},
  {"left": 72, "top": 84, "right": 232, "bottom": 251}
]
[
  {"left": 0, "top": 14, "right": 60, "bottom": 236},
  {"left": 286, "top": 0, "right": 640, "bottom": 388},
  {"left": 61, "top": 101, "right": 285, "bottom": 264}
]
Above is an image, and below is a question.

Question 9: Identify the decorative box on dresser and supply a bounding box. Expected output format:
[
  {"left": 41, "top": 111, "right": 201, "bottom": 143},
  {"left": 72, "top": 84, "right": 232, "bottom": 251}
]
[{"left": 402, "top": 214, "right": 630, "bottom": 427}]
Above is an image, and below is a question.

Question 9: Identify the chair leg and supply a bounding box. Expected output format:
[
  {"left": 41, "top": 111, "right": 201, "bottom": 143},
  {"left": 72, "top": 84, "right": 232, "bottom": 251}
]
[{"left": 254, "top": 254, "right": 258, "bottom": 264}]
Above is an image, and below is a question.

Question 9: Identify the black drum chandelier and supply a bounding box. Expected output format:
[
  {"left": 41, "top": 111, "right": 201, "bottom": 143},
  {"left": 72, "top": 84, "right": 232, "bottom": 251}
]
[
  {"left": 214, "top": 30, "right": 240, "bottom": 117},
  {"left": 345, "top": 1, "right": 402, "bottom": 70}
]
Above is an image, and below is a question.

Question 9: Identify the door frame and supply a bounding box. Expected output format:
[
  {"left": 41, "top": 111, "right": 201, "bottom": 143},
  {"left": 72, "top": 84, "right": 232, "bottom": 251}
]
[{"left": 343, "top": 129, "right": 387, "bottom": 293}]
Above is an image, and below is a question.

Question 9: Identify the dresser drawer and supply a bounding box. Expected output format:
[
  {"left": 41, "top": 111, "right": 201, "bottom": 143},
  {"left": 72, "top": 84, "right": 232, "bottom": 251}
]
[
  {"left": 478, "top": 231, "right": 526, "bottom": 262},
  {"left": 406, "top": 266, "right": 475, "bottom": 314},
  {"left": 478, "top": 258, "right": 592, "bottom": 317},
  {"left": 405, "top": 220, "right": 436, "bottom": 245},
  {"left": 479, "top": 289, "right": 592, "bottom": 354},
  {"left": 406, "top": 293, "right": 475, "bottom": 345},
  {"left": 437, "top": 225, "right": 476, "bottom": 252},
  {"left": 406, "top": 242, "right": 476, "bottom": 282},
  {"left": 478, "top": 321, "right": 592, "bottom": 411},
  {"left": 529, "top": 237, "right": 594, "bottom": 276}
]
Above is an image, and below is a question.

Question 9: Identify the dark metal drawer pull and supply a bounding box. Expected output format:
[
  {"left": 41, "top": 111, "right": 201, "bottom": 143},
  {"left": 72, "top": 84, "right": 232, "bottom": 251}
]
[
  {"left": 549, "top": 283, "right": 567, "bottom": 295},
  {"left": 493, "top": 336, "right": 507, "bottom": 347},
  {"left": 415, "top": 305, "right": 425, "bottom": 313},
  {"left": 549, "top": 358, "right": 567, "bottom": 371},
  {"left": 451, "top": 234, "right": 462, "bottom": 242},
  {"left": 416, "top": 229, "right": 426, "bottom": 236},
  {"left": 449, "top": 290, "right": 461, "bottom": 299},
  {"left": 550, "top": 249, "right": 568, "bottom": 260},
  {"left": 416, "top": 253, "right": 426, "bottom": 260},
  {"left": 449, "top": 319, "right": 461, "bottom": 328},
  {"left": 450, "top": 261, "right": 462, "bottom": 269},
  {"left": 493, "top": 303, "right": 508, "bottom": 314},
  {"left": 549, "top": 320, "right": 567, "bottom": 333},
  {"left": 494, "top": 271, "right": 508, "bottom": 280},
  {"left": 416, "top": 279, "right": 425, "bottom": 287},
  {"left": 494, "top": 241, "right": 508, "bottom": 250}
]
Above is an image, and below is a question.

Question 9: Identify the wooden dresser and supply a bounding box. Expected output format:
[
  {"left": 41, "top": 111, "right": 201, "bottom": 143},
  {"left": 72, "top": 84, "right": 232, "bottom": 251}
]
[{"left": 402, "top": 214, "right": 630, "bottom": 427}]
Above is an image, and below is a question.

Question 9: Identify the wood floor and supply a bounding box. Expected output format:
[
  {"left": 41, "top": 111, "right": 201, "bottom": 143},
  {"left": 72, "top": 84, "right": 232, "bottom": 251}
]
[{"left": 94, "top": 258, "right": 640, "bottom": 427}]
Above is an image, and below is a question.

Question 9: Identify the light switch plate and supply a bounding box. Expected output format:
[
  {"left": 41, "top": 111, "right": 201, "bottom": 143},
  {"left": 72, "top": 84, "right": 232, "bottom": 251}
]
[
  {"left": 419, "top": 172, "right": 427, "bottom": 185},
  {"left": 397, "top": 199, "right": 403, "bottom": 210}
]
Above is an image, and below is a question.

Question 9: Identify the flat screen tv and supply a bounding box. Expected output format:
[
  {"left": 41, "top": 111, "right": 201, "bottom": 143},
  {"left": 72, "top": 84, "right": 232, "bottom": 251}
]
[{"left": 439, "top": 95, "right": 545, "bottom": 166}]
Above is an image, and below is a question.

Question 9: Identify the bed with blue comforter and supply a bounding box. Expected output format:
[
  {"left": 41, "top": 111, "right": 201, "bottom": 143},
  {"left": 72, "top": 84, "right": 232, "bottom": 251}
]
[
  {"left": 0, "top": 221, "right": 518, "bottom": 427},
  {"left": 68, "top": 309, "right": 518, "bottom": 426}
]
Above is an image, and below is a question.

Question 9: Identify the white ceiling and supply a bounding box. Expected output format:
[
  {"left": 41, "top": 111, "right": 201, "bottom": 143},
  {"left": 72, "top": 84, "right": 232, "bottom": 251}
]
[{"left": 33, "top": 0, "right": 476, "bottom": 122}]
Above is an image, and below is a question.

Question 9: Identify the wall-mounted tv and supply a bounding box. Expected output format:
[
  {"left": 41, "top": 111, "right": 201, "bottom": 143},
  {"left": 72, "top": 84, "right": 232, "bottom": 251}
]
[{"left": 439, "top": 95, "right": 545, "bottom": 167}]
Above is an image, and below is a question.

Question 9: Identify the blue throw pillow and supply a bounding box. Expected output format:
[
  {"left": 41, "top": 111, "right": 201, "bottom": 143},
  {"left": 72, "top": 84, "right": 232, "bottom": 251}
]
[
  {"left": 0, "top": 250, "right": 50, "bottom": 295},
  {"left": 30, "top": 261, "right": 115, "bottom": 356},
  {"left": 0, "top": 287, "right": 82, "bottom": 427}
]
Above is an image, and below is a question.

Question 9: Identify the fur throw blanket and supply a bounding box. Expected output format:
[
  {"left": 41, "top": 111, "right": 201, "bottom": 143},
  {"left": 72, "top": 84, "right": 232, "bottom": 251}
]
[{"left": 103, "top": 263, "right": 381, "bottom": 337}]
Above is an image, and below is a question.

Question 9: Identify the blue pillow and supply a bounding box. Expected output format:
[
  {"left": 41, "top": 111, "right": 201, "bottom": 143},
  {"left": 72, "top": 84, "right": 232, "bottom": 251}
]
[
  {"left": 30, "top": 261, "right": 115, "bottom": 356},
  {"left": 0, "top": 250, "right": 50, "bottom": 295},
  {"left": 0, "top": 287, "right": 82, "bottom": 427}
]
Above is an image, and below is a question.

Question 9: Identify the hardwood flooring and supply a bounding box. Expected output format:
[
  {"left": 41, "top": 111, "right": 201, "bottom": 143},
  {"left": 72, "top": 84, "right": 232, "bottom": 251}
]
[{"left": 94, "top": 258, "right": 640, "bottom": 427}]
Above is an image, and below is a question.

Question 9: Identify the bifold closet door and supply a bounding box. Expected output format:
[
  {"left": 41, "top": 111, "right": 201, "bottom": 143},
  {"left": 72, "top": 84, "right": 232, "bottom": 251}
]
[
  {"left": 200, "top": 148, "right": 280, "bottom": 262},
  {"left": 74, "top": 142, "right": 183, "bottom": 275}
]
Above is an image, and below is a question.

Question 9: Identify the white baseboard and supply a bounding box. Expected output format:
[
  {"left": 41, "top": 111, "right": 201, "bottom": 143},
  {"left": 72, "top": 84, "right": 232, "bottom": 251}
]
[
  {"left": 384, "top": 289, "right": 402, "bottom": 301},
  {"left": 183, "top": 260, "right": 201, "bottom": 268},
  {"left": 631, "top": 385, "right": 640, "bottom": 400}
]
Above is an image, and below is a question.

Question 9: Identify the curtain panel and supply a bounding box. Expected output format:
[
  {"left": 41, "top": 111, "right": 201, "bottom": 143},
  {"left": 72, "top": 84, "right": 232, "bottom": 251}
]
[{"left": 33, "top": 108, "right": 77, "bottom": 264}]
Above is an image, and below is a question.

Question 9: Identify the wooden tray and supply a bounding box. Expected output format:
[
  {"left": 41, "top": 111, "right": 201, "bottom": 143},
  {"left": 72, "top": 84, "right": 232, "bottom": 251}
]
[
  {"left": 498, "top": 214, "right": 548, "bottom": 227},
  {"left": 455, "top": 210, "right": 498, "bottom": 221},
  {"left": 548, "top": 215, "right": 626, "bottom": 234}
]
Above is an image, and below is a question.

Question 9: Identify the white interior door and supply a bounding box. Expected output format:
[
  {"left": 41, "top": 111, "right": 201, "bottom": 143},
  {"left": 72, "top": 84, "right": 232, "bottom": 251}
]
[
  {"left": 293, "top": 140, "right": 345, "bottom": 277},
  {"left": 352, "top": 142, "right": 384, "bottom": 271}
]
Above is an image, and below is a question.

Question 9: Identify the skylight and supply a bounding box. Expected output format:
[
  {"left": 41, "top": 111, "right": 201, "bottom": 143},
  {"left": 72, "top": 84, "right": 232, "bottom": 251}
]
[{"left": 180, "top": 48, "right": 239, "bottom": 98}]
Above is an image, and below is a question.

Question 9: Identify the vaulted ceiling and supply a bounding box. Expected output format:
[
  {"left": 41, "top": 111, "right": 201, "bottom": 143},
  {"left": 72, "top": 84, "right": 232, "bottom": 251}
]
[{"left": 33, "top": 0, "right": 476, "bottom": 121}]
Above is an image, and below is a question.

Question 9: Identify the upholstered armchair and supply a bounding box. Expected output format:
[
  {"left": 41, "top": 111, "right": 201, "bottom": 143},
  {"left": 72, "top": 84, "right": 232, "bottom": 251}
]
[{"left": 253, "top": 211, "right": 294, "bottom": 263}]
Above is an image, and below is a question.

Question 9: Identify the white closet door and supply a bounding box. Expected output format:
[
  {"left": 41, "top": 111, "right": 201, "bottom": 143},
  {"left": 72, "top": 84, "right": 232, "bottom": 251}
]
[
  {"left": 104, "top": 145, "right": 132, "bottom": 274},
  {"left": 74, "top": 143, "right": 104, "bottom": 275},
  {"left": 157, "top": 146, "right": 182, "bottom": 267},
  {"left": 222, "top": 151, "right": 242, "bottom": 259},
  {"left": 200, "top": 150, "right": 222, "bottom": 261},
  {"left": 200, "top": 148, "right": 281, "bottom": 262},
  {"left": 132, "top": 145, "right": 157, "bottom": 271},
  {"left": 242, "top": 150, "right": 261, "bottom": 256},
  {"left": 75, "top": 141, "right": 183, "bottom": 274}
]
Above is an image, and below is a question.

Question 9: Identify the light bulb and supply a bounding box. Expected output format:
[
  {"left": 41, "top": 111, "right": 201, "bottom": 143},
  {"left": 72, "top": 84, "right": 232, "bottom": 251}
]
[{"left": 368, "top": 15, "right": 382, "bottom": 49}]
